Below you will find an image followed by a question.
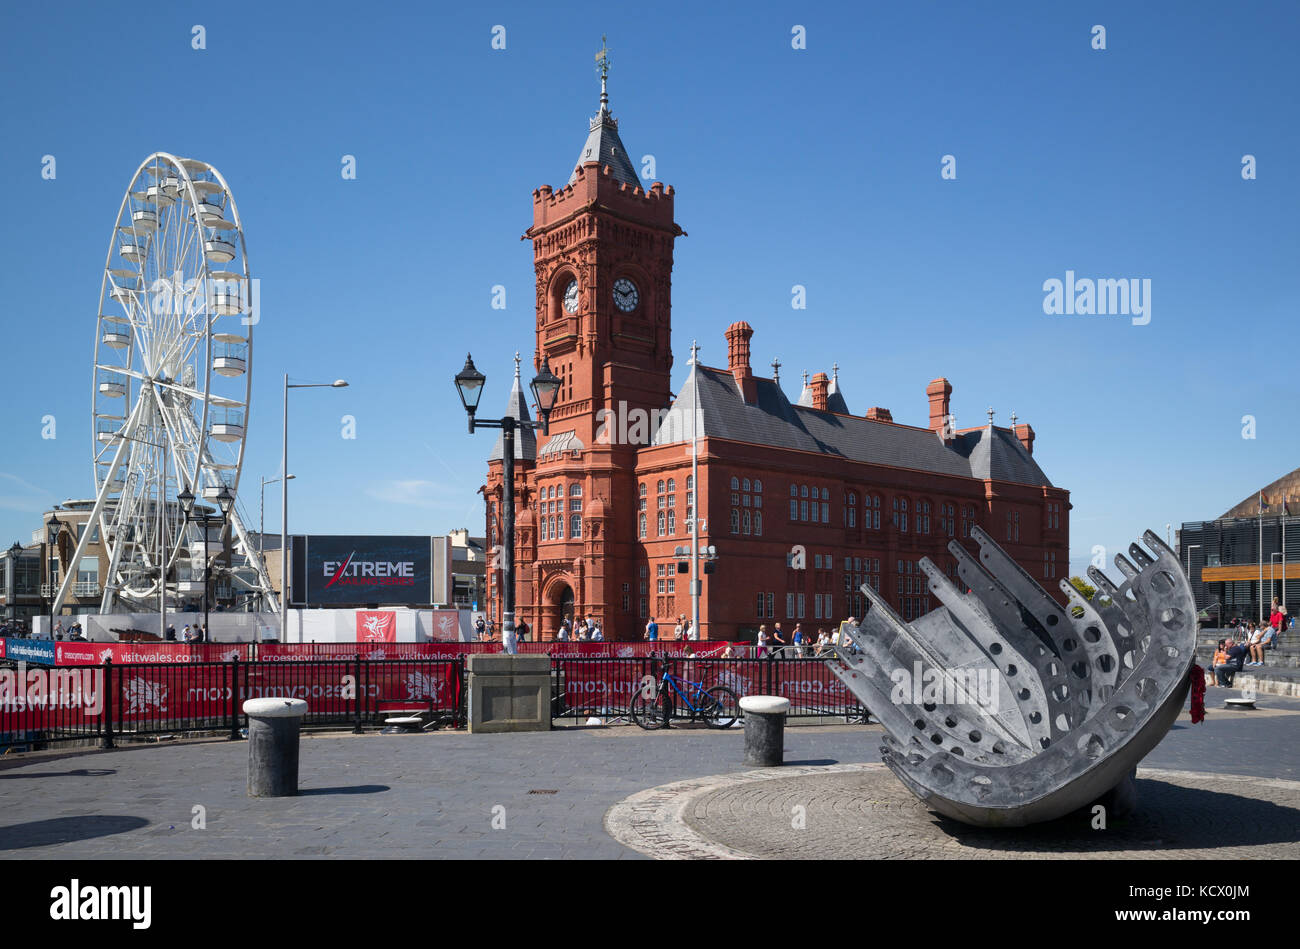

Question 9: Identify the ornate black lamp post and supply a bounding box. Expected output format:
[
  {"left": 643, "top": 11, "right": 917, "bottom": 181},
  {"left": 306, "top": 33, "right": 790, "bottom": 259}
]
[
  {"left": 455, "top": 353, "right": 560, "bottom": 652},
  {"left": 46, "top": 513, "right": 64, "bottom": 636},
  {"left": 179, "top": 485, "right": 235, "bottom": 637}
]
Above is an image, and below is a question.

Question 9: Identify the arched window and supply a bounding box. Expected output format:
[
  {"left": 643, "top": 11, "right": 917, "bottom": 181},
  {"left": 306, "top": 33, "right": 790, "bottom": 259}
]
[
  {"left": 639, "top": 514, "right": 647, "bottom": 538},
  {"left": 731, "top": 508, "right": 740, "bottom": 533},
  {"left": 570, "top": 483, "right": 582, "bottom": 497},
  {"left": 640, "top": 483, "right": 647, "bottom": 497},
  {"left": 657, "top": 480, "right": 665, "bottom": 494},
  {"left": 555, "top": 515, "right": 563, "bottom": 540},
  {"left": 754, "top": 479, "right": 762, "bottom": 493},
  {"left": 731, "top": 476, "right": 740, "bottom": 491},
  {"left": 657, "top": 511, "right": 665, "bottom": 536},
  {"left": 754, "top": 511, "right": 763, "bottom": 536},
  {"left": 917, "top": 499, "right": 931, "bottom": 534},
  {"left": 801, "top": 485, "right": 809, "bottom": 498},
  {"left": 742, "top": 478, "right": 751, "bottom": 492},
  {"left": 686, "top": 475, "right": 693, "bottom": 490},
  {"left": 570, "top": 514, "right": 581, "bottom": 538},
  {"left": 742, "top": 510, "right": 751, "bottom": 535},
  {"left": 962, "top": 505, "right": 976, "bottom": 538},
  {"left": 667, "top": 510, "right": 676, "bottom": 534},
  {"left": 821, "top": 487, "right": 830, "bottom": 500},
  {"left": 667, "top": 478, "right": 675, "bottom": 492},
  {"left": 790, "top": 484, "right": 797, "bottom": 497}
]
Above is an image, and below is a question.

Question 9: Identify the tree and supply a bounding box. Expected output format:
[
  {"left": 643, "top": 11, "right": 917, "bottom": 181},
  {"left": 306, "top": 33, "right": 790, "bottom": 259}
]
[{"left": 1068, "top": 576, "right": 1096, "bottom": 601}]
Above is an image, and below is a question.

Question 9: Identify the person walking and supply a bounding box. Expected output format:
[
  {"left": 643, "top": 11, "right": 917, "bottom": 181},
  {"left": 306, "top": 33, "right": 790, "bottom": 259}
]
[
  {"left": 645, "top": 616, "right": 658, "bottom": 642},
  {"left": 757, "top": 624, "right": 768, "bottom": 659}
]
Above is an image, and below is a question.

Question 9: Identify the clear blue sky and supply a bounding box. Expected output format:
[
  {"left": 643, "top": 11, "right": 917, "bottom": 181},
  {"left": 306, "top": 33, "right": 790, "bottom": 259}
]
[{"left": 1, "top": 0, "right": 1296, "bottom": 578}]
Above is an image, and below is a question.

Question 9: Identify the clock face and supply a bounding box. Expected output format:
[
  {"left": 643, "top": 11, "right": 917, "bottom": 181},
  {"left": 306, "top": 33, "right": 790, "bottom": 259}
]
[
  {"left": 613, "top": 277, "right": 639, "bottom": 313},
  {"left": 563, "top": 279, "right": 579, "bottom": 313}
]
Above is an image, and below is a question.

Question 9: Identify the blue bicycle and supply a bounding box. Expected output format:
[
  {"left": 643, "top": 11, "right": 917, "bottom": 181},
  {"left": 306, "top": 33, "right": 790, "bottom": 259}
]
[{"left": 629, "top": 665, "right": 739, "bottom": 729}]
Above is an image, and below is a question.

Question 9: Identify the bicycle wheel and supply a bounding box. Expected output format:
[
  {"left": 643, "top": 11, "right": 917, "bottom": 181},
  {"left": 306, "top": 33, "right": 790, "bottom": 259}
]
[
  {"left": 702, "top": 686, "right": 740, "bottom": 729},
  {"left": 629, "top": 690, "right": 668, "bottom": 730}
]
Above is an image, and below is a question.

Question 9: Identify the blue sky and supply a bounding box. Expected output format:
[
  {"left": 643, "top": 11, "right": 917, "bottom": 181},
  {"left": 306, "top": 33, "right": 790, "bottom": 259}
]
[{"left": 1, "top": 0, "right": 1296, "bottom": 577}]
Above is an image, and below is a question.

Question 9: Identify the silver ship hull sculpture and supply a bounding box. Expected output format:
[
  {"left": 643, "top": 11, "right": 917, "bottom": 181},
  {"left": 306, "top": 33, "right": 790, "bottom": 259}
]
[{"left": 829, "top": 527, "right": 1196, "bottom": 827}]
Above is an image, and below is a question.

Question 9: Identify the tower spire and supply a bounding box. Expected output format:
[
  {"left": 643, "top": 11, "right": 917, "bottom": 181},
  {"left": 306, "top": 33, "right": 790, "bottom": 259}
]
[
  {"left": 514, "top": 351, "right": 521, "bottom": 380},
  {"left": 596, "top": 35, "right": 611, "bottom": 114}
]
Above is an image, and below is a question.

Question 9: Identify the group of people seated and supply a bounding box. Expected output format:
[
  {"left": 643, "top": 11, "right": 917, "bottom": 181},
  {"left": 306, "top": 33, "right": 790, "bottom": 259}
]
[{"left": 1210, "top": 600, "right": 1288, "bottom": 686}]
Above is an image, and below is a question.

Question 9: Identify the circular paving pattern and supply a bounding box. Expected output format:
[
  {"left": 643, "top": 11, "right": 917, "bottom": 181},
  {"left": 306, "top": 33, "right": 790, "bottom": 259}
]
[{"left": 604, "top": 764, "right": 1300, "bottom": 859}]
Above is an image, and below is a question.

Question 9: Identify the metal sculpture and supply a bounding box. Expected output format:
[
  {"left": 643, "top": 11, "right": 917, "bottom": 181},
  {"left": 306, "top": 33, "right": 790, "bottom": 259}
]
[{"left": 829, "top": 527, "right": 1196, "bottom": 827}]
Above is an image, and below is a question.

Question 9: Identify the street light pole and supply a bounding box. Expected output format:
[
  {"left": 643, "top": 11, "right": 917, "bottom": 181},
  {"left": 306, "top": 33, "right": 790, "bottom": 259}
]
[
  {"left": 1186, "top": 544, "right": 1200, "bottom": 616},
  {"left": 47, "top": 514, "right": 63, "bottom": 637},
  {"left": 690, "top": 341, "right": 701, "bottom": 642},
  {"left": 281, "top": 378, "right": 348, "bottom": 642},
  {"left": 260, "top": 473, "right": 294, "bottom": 611},
  {"left": 455, "top": 353, "right": 559, "bottom": 654}
]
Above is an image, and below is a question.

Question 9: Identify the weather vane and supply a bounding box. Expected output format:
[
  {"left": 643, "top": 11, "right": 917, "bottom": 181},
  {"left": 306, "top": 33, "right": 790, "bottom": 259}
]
[{"left": 596, "top": 35, "right": 611, "bottom": 110}]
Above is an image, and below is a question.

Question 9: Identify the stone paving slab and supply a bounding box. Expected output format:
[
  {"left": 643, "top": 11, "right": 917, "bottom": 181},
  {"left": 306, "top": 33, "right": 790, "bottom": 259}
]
[
  {"left": 0, "top": 696, "right": 1296, "bottom": 859},
  {"left": 604, "top": 765, "right": 1300, "bottom": 860}
]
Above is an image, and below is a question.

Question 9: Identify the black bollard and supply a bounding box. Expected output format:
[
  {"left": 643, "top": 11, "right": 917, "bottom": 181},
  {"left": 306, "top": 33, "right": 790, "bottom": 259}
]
[
  {"left": 243, "top": 697, "right": 308, "bottom": 797},
  {"left": 740, "top": 695, "right": 790, "bottom": 767}
]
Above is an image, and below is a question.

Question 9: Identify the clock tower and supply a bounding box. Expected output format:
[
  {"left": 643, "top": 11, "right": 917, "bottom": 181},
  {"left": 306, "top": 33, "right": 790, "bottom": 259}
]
[
  {"left": 524, "top": 39, "right": 683, "bottom": 452},
  {"left": 504, "top": 39, "right": 684, "bottom": 635}
]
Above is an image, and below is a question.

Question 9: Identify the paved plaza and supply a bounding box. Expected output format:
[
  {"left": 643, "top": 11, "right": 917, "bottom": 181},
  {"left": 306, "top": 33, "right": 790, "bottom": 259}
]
[{"left": 2, "top": 692, "right": 1298, "bottom": 860}]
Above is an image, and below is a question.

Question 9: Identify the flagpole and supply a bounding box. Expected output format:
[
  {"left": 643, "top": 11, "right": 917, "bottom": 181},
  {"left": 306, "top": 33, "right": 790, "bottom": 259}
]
[{"left": 1259, "top": 491, "right": 1265, "bottom": 625}]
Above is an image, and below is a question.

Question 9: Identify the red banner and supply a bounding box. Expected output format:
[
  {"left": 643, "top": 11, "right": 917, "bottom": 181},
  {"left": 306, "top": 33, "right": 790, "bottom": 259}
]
[
  {"left": 356, "top": 610, "right": 397, "bottom": 642},
  {"left": 429, "top": 609, "right": 460, "bottom": 642},
  {"left": 54, "top": 642, "right": 252, "bottom": 666}
]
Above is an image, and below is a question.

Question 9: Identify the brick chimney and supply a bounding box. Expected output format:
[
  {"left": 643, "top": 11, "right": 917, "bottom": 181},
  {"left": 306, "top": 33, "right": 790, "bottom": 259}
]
[
  {"left": 724, "top": 321, "right": 756, "bottom": 403},
  {"left": 927, "top": 377, "right": 952, "bottom": 436},
  {"left": 809, "top": 372, "right": 829, "bottom": 411},
  {"left": 865, "top": 406, "right": 893, "bottom": 422},
  {"left": 1014, "top": 423, "right": 1035, "bottom": 455}
]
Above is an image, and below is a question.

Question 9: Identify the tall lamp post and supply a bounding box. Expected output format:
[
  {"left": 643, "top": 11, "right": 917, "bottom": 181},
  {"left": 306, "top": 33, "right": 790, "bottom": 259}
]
[
  {"left": 7, "top": 541, "right": 22, "bottom": 626},
  {"left": 47, "top": 513, "right": 64, "bottom": 637},
  {"left": 260, "top": 473, "right": 295, "bottom": 611},
  {"left": 281, "top": 377, "right": 348, "bottom": 641},
  {"left": 454, "top": 353, "right": 560, "bottom": 654},
  {"left": 179, "top": 485, "right": 234, "bottom": 637},
  {"left": 1271, "top": 552, "right": 1284, "bottom": 611},
  {"left": 1185, "top": 543, "right": 1200, "bottom": 621}
]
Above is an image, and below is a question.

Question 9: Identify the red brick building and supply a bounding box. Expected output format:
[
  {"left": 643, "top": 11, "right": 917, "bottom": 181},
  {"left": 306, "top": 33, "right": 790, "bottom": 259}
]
[{"left": 483, "top": 79, "right": 1070, "bottom": 642}]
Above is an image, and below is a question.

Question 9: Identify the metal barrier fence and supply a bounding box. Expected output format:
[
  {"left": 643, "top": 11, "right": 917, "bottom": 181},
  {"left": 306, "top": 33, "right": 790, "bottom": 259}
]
[
  {"left": 0, "top": 656, "right": 466, "bottom": 750},
  {"left": 550, "top": 655, "right": 868, "bottom": 720}
]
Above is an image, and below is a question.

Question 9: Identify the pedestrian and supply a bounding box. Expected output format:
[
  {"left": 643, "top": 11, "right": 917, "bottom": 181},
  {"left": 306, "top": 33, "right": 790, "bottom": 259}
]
[
  {"left": 475, "top": 616, "right": 486, "bottom": 641},
  {"left": 757, "top": 624, "right": 768, "bottom": 658},
  {"left": 645, "top": 616, "right": 658, "bottom": 642},
  {"left": 166, "top": 624, "right": 176, "bottom": 642},
  {"left": 771, "top": 621, "right": 787, "bottom": 658},
  {"left": 590, "top": 621, "right": 603, "bottom": 642}
]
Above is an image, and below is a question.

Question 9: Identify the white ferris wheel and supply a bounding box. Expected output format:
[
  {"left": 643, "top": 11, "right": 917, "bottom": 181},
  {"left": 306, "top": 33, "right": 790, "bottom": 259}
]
[{"left": 54, "top": 152, "right": 276, "bottom": 615}]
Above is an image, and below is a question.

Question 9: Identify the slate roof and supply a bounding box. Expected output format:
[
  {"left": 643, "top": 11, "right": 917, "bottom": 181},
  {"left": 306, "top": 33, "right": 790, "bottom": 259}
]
[
  {"left": 568, "top": 108, "right": 640, "bottom": 188},
  {"left": 488, "top": 371, "right": 537, "bottom": 462},
  {"left": 826, "top": 375, "right": 850, "bottom": 415},
  {"left": 652, "top": 367, "right": 1052, "bottom": 487}
]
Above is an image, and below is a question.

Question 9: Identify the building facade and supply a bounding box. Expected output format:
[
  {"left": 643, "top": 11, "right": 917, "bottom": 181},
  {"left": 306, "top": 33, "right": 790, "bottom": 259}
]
[
  {"left": 482, "top": 74, "right": 1071, "bottom": 642},
  {"left": 1179, "top": 469, "right": 1300, "bottom": 624}
]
